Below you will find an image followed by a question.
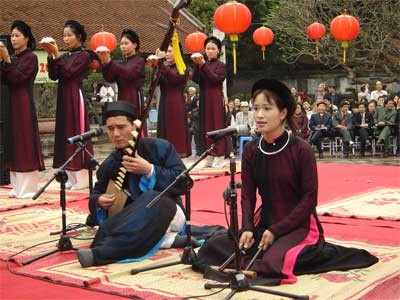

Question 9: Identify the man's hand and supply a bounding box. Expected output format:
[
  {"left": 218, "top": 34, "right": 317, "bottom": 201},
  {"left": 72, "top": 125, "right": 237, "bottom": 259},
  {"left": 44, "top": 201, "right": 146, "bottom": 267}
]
[
  {"left": 122, "top": 153, "right": 152, "bottom": 175},
  {"left": 239, "top": 231, "right": 255, "bottom": 250},
  {"left": 97, "top": 193, "right": 116, "bottom": 209},
  {"left": 258, "top": 229, "right": 275, "bottom": 251}
]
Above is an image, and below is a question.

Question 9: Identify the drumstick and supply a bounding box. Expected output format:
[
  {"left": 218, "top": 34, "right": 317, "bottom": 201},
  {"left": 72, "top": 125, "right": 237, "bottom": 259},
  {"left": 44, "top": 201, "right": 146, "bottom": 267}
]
[{"left": 244, "top": 247, "right": 263, "bottom": 271}]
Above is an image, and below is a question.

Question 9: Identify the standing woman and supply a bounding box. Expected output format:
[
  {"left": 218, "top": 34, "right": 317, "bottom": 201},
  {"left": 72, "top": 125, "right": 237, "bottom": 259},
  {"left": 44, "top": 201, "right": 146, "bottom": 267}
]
[
  {"left": 42, "top": 20, "right": 92, "bottom": 189},
  {"left": 97, "top": 29, "right": 145, "bottom": 114},
  {"left": 155, "top": 45, "right": 191, "bottom": 157},
  {"left": 0, "top": 20, "right": 44, "bottom": 198},
  {"left": 191, "top": 36, "right": 226, "bottom": 168}
]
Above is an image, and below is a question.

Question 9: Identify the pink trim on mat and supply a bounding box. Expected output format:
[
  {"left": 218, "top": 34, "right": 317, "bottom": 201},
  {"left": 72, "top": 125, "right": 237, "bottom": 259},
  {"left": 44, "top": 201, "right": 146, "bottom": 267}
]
[{"left": 280, "top": 214, "right": 320, "bottom": 284}]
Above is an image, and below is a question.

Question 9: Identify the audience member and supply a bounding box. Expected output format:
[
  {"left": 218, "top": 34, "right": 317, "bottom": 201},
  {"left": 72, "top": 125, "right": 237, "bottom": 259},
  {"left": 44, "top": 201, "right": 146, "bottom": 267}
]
[
  {"left": 358, "top": 84, "right": 371, "bottom": 102},
  {"left": 293, "top": 103, "right": 309, "bottom": 140},
  {"left": 370, "top": 81, "right": 388, "bottom": 100},
  {"left": 375, "top": 98, "right": 397, "bottom": 157},
  {"left": 332, "top": 101, "right": 354, "bottom": 158},
  {"left": 310, "top": 102, "right": 332, "bottom": 158},
  {"left": 352, "top": 102, "right": 374, "bottom": 157},
  {"left": 235, "top": 101, "right": 256, "bottom": 135}
]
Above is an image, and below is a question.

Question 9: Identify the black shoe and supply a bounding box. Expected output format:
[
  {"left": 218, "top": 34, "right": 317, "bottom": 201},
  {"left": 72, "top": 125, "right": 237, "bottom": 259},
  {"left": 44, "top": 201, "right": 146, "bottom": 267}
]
[
  {"left": 318, "top": 151, "right": 324, "bottom": 159},
  {"left": 171, "top": 235, "right": 201, "bottom": 248},
  {"left": 77, "top": 249, "right": 95, "bottom": 268},
  {"left": 383, "top": 152, "right": 389, "bottom": 158},
  {"left": 360, "top": 152, "right": 365, "bottom": 157}
]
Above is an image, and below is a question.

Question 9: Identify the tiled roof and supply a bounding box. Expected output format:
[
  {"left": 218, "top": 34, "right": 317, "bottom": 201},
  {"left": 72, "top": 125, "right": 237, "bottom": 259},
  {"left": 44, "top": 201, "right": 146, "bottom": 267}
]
[{"left": 0, "top": 0, "right": 204, "bottom": 53}]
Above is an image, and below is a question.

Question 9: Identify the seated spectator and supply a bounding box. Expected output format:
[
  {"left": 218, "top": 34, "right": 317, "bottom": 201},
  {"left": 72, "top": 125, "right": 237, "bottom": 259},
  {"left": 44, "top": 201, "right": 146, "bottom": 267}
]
[
  {"left": 358, "top": 84, "right": 371, "bottom": 102},
  {"left": 232, "top": 97, "right": 242, "bottom": 118},
  {"left": 99, "top": 82, "right": 115, "bottom": 103},
  {"left": 293, "top": 103, "right": 309, "bottom": 140},
  {"left": 368, "top": 100, "right": 378, "bottom": 119},
  {"left": 302, "top": 100, "right": 313, "bottom": 119},
  {"left": 326, "top": 85, "right": 340, "bottom": 106},
  {"left": 370, "top": 81, "right": 388, "bottom": 100},
  {"left": 290, "top": 87, "right": 302, "bottom": 104},
  {"left": 235, "top": 101, "right": 256, "bottom": 135},
  {"left": 332, "top": 101, "right": 354, "bottom": 158},
  {"left": 375, "top": 98, "right": 397, "bottom": 157},
  {"left": 310, "top": 102, "right": 332, "bottom": 158},
  {"left": 323, "top": 97, "right": 337, "bottom": 115},
  {"left": 314, "top": 82, "right": 326, "bottom": 103},
  {"left": 377, "top": 95, "right": 386, "bottom": 108},
  {"left": 352, "top": 102, "right": 374, "bottom": 157}
]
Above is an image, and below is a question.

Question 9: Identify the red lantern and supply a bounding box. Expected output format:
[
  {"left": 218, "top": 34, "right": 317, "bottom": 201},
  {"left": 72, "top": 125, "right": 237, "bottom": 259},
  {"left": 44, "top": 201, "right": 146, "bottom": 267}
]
[
  {"left": 252, "top": 26, "right": 274, "bottom": 60},
  {"left": 306, "top": 22, "right": 326, "bottom": 55},
  {"left": 330, "top": 13, "right": 360, "bottom": 63},
  {"left": 184, "top": 31, "right": 207, "bottom": 52},
  {"left": 90, "top": 31, "right": 117, "bottom": 52},
  {"left": 213, "top": 1, "right": 252, "bottom": 74}
]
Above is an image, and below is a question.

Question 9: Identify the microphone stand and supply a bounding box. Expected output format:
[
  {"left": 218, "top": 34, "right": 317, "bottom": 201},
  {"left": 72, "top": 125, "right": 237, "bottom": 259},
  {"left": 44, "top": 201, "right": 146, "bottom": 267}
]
[
  {"left": 130, "top": 140, "right": 220, "bottom": 275},
  {"left": 22, "top": 141, "right": 98, "bottom": 265},
  {"left": 204, "top": 155, "right": 309, "bottom": 300}
]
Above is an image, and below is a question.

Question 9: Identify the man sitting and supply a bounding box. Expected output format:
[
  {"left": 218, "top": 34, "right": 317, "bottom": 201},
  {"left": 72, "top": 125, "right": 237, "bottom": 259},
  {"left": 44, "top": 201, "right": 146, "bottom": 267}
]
[
  {"left": 78, "top": 101, "right": 196, "bottom": 268},
  {"left": 352, "top": 102, "right": 374, "bottom": 157},
  {"left": 332, "top": 101, "right": 354, "bottom": 158},
  {"left": 375, "top": 98, "right": 397, "bottom": 157},
  {"left": 310, "top": 102, "right": 332, "bottom": 158}
]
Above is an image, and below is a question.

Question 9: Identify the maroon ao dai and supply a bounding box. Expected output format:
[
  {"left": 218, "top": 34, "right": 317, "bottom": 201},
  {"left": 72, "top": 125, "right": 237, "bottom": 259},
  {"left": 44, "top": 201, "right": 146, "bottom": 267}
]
[
  {"left": 1, "top": 49, "right": 44, "bottom": 172},
  {"left": 157, "top": 63, "right": 191, "bottom": 157},
  {"left": 48, "top": 48, "right": 93, "bottom": 170},
  {"left": 192, "top": 59, "right": 227, "bottom": 156}
]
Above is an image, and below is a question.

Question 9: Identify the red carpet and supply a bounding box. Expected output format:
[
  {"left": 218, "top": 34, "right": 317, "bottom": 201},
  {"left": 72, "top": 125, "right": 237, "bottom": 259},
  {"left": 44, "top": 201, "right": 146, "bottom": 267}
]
[{"left": 1, "top": 163, "right": 399, "bottom": 300}]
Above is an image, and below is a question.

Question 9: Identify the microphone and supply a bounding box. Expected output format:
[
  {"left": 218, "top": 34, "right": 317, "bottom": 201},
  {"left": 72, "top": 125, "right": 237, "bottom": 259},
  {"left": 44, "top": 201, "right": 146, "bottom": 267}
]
[
  {"left": 67, "top": 128, "right": 103, "bottom": 144},
  {"left": 206, "top": 125, "right": 249, "bottom": 140}
]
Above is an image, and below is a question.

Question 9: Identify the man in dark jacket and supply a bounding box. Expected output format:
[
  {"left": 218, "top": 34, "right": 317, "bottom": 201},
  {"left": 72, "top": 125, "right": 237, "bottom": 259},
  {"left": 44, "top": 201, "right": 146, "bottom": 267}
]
[{"left": 78, "top": 101, "right": 189, "bottom": 267}]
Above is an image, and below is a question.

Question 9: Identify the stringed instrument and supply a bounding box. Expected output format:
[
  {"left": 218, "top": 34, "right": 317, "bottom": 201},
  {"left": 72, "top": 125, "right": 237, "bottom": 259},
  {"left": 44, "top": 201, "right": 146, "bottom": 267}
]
[{"left": 107, "top": 0, "right": 192, "bottom": 218}]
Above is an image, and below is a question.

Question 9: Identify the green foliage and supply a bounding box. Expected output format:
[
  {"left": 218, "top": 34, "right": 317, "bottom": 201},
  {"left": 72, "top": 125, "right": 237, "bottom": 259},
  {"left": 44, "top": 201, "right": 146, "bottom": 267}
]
[{"left": 188, "top": 0, "right": 222, "bottom": 33}]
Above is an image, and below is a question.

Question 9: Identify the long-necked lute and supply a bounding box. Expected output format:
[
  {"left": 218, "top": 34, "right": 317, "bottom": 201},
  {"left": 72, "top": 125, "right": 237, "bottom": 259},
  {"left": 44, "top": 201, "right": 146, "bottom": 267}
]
[{"left": 107, "top": 0, "right": 192, "bottom": 218}]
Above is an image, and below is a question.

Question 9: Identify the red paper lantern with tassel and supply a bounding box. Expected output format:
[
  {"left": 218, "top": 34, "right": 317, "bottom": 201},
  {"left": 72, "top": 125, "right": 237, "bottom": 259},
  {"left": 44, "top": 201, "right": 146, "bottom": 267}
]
[
  {"left": 213, "top": 1, "right": 252, "bottom": 74},
  {"left": 330, "top": 13, "right": 360, "bottom": 63},
  {"left": 306, "top": 22, "right": 326, "bottom": 55},
  {"left": 252, "top": 26, "right": 274, "bottom": 60},
  {"left": 90, "top": 31, "right": 117, "bottom": 52},
  {"left": 184, "top": 31, "right": 207, "bottom": 52}
]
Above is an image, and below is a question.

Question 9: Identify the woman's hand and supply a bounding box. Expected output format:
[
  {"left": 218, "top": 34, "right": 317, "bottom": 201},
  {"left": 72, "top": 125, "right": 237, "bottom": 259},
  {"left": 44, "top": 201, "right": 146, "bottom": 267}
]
[
  {"left": 122, "top": 153, "right": 152, "bottom": 175},
  {"left": 41, "top": 41, "right": 60, "bottom": 58},
  {"left": 96, "top": 50, "right": 111, "bottom": 64},
  {"left": 0, "top": 43, "right": 10, "bottom": 63},
  {"left": 97, "top": 193, "right": 116, "bottom": 209},
  {"left": 191, "top": 53, "right": 205, "bottom": 66},
  {"left": 239, "top": 231, "right": 255, "bottom": 250},
  {"left": 259, "top": 229, "right": 275, "bottom": 251}
]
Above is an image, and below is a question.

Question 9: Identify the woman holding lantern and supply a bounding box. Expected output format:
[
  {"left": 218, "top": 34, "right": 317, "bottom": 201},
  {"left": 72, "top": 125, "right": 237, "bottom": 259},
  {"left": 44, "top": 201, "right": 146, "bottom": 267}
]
[
  {"left": 96, "top": 29, "right": 145, "bottom": 115},
  {"left": 191, "top": 36, "right": 227, "bottom": 168},
  {"left": 41, "top": 19, "right": 93, "bottom": 190},
  {"left": 0, "top": 20, "right": 44, "bottom": 198}
]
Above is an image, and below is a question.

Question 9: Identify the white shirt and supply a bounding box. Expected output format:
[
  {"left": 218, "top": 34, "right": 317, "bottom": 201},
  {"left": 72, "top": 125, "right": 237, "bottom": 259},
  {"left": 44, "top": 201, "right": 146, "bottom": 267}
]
[
  {"left": 370, "top": 90, "right": 387, "bottom": 101},
  {"left": 99, "top": 85, "right": 115, "bottom": 103}
]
